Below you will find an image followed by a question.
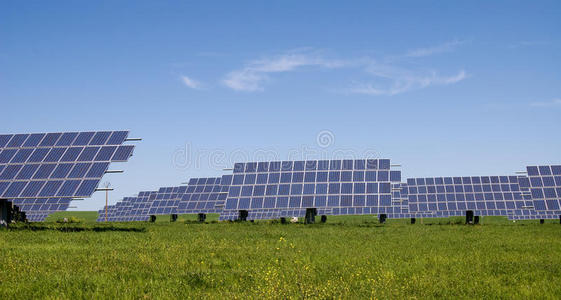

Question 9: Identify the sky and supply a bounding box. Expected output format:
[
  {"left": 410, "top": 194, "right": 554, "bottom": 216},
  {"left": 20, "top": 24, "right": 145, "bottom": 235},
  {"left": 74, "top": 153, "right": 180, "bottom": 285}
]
[{"left": 1, "top": 1, "right": 560, "bottom": 211}]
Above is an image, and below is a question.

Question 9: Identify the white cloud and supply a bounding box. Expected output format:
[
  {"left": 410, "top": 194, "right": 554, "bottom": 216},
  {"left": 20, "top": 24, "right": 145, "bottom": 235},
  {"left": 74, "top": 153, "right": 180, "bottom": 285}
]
[
  {"left": 405, "top": 39, "right": 466, "bottom": 58},
  {"left": 223, "top": 43, "right": 468, "bottom": 95},
  {"left": 530, "top": 98, "right": 561, "bottom": 107},
  {"left": 180, "top": 75, "right": 202, "bottom": 89},
  {"left": 223, "top": 51, "right": 347, "bottom": 92},
  {"left": 349, "top": 69, "right": 467, "bottom": 96}
]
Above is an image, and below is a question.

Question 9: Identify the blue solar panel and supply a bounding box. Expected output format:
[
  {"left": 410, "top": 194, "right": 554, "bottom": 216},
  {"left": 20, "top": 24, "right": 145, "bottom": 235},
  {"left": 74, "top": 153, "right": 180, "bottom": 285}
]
[
  {"left": 176, "top": 177, "right": 228, "bottom": 214},
  {"left": 526, "top": 165, "right": 561, "bottom": 214},
  {"left": 219, "top": 159, "right": 400, "bottom": 221},
  {"left": 404, "top": 174, "right": 536, "bottom": 217},
  {"left": 146, "top": 186, "right": 183, "bottom": 215},
  {"left": 11, "top": 197, "right": 72, "bottom": 221},
  {"left": 98, "top": 177, "right": 229, "bottom": 222},
  {"left": 97, "top": 192, "right": 155, "bottom": 222},
  {"left": 1, "top": 131, "right": 135, "bottom": 220}
]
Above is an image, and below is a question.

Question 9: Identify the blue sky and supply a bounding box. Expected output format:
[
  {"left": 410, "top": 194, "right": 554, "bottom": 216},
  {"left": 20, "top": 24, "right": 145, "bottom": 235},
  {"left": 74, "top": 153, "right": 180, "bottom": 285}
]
[{"left": 1, "top": 1, "right": 560, "bottom": 210}]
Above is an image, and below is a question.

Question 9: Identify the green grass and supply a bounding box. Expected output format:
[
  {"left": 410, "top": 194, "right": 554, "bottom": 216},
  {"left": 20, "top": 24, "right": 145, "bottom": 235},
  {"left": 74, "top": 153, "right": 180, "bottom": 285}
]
[{"left": 1, "top": 212, "right": 561, "bottom": 299}]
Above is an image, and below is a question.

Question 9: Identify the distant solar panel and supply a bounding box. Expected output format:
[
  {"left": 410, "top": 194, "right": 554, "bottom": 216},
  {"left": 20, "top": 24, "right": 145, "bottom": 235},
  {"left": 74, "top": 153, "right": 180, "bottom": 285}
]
[
  {"left": 525, "top": 165, "right": 561, "bottom": 213},
  {"left": 404, "top": 175, "right": 534, "bottom": 217},
  {"left": 98, "top": 177, "right": 229, "bottom": 222},
  {"left": 97, "top": 191, "right": 155, "bottom": 222},
  {"left": 0, "top": 131, "right": 135, "bottom": 221},
  {"left": 176, "top": 177, "right": 229, "bottom": 214},
  {"left": 146, "top": 186, "right": 185, "bottom": 215},
  {"left": 219, "top": 159, "right": 401, "bottom": 221},
  {"left": 25, "top": 213, "right": 50, "bottom": 222}
]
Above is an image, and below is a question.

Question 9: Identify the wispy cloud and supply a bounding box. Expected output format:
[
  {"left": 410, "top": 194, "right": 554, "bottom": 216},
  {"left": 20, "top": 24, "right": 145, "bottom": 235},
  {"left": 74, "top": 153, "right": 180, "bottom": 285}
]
[
  {"left": 180, "top": 75, "right": 202, "bottom": 89},
  {"left": 405, "top": 39, "right": 466, "bottom": 58},
  {"left": 350, "top": 69, "right": 467, "bottom": 96},
  {"left": 223, "top": 51, "right": 346, "bottom": 91},
  {"left": 530, "top": 98, "right": 561, "bottom": 107},
  {"left": 223, "top": 42, "right": 468, "bottom": 95}
]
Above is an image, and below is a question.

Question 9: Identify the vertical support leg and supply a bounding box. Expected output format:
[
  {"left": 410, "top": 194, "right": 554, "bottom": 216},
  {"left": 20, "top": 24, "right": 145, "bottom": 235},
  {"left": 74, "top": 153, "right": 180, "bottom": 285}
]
[
  {"left": 379, "top": 214, "right": 387, "bottom": 224},
  {"left": 305, "top": 208, "right": 317, "bottom": 224},
  {"left": 410, "top": 218, "right": 416, "bottom": 224},
  {"left": 238, "top": 210, "right": 248, "bottom": 221},
  {"left": 0, "top": 199, "right": 9, "bottom": 227},
  {"left": 465, "top": 211, "right": 474, "bottom": 224},
  {"left": 197, "top": 213, "right": 206, "bottom": 223},
  {"left": 320, "top": 215, "right": 327, "bottom": 223},
  {"left": 540, "top": 219, "right": 545, "bottom": 224}
]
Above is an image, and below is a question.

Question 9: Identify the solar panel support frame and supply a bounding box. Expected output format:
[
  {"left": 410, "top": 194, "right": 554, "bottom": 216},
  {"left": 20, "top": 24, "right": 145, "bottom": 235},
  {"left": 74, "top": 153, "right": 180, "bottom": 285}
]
[
  {"left": 198, "top": 213, "right": 206, "bottom": 223},
  {"left": 378, "top": 214, "right": 387, "bottom": 224}
]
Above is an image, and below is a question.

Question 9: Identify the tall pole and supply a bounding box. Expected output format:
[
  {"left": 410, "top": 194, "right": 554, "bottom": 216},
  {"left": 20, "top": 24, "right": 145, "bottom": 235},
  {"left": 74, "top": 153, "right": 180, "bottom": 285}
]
[
  {"left": 105, "top": 189, "right": 108, "bottom": 222},
  {"left": 103, "top": 181, "right": 111, "bottom": 222}
]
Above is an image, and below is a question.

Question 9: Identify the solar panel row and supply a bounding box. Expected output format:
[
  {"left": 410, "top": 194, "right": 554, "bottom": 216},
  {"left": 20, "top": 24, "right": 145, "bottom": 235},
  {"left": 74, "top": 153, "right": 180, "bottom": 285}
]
[
  {"left": 219, "top": 159, "right": 400, "bottom": 220},
  {"left": 1, "top": 130, "right": 136, "bottom": 221},
  {"left": 100, "top": 160, "right": 561, "bottom": 223},
  {"left": 99, "top": 177, "right": 228, "bottom": 221}
]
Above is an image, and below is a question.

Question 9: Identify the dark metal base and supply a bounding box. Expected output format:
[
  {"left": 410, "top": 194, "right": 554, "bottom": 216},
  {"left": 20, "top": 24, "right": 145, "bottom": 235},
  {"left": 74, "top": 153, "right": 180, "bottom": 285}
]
[
  {"left": 149, "top": 215, "right": 156, "bottom": 222},
  {"left": 305, "top": 208, "right": 317, "bottom": 224},
  {"left": 379, "top": 214, "right": 387, "bottom": 224},
  {"left": 411, "top": 218, "right": 416, "bottom": 224},
  {"left": 170, "top": 214, "right": 178, "bottom": 222},
  {"left": 0, "top": 199, "right": 11, "bottom": 227},
  {"left": 0, "top": 200, "right": 27, "bottom": 226},
  {"left": 238, "top": 210, "right": 248, "bottom": 221},
  {"left": 466, "top": 210, "right": 474, "bottom": 224},
  {"left": 320, "top": 215, "right": 327, "bottom": 223},
  {"left": 197, "top": 213, "right": 206, "bottom": 223}
]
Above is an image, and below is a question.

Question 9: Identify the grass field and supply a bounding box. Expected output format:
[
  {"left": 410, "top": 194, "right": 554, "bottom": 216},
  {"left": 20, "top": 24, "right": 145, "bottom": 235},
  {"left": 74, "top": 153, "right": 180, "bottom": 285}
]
[{"left": 1, "top": 212, "right": 561, "bottom": 299}]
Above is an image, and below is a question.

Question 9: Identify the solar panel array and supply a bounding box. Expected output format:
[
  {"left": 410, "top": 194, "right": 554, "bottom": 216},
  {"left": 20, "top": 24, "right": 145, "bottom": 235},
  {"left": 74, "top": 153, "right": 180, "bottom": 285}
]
[
  {"left": 0, "top": 131, "right": 135, "bottom": 221},
  {"left": 97, "top": 177, "right": 228, "bottom": 222},
  {"left": 146, "top": 186, "right": 185, "bottom": 215},
  {"left": 219, "top": 159, "right": 401, "bottom": 221},
  {"left": 12, "top": 198, "right": 72, "bottom": 221},
  {"left": 526, "top": 165, "right": 561, "bottom": 211},
  {"left": 403, "top": 175, "right": 534, "bottom": 217},
  {"left": 176, "top": 177, "right": 228, "bottom": 214},
  {"left": 97, "top": 191, "right": 155, "bottom": 222},
  {"left": 97, "top": 158, "right": 561, "bottom": 223}
]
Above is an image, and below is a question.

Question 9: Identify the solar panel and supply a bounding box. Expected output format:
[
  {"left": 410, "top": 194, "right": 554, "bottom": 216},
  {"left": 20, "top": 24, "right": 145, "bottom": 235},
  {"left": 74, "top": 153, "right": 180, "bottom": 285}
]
[
  {"left": 25, "top": 213, "right": 50, "bottom": 222},
  {"left": 146, "top": 186, "right": 185, "bottom": 215},
  {"left": 219, "top": 159, "right": 400, "bottom": 221},
  {"left": 98, "top": 177, "right": 230, "bottom": 222},
  {"left": 0, "top": 131, "right": 135, "bottom": 220},
  {"left": 97, "top": 191, "right": 155, "bottom": 222},
  {"left": 507, "top": 209, "right": 559, "bottom": 220},
  {"left": 526, "top": 165, "right": 561, "bottom": 214},
  {"left": 403, "top": 175, "right": 534, "bottom": 217},
  {"left": 176, "top": 177, "right": 229, "bottom": 214}
]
